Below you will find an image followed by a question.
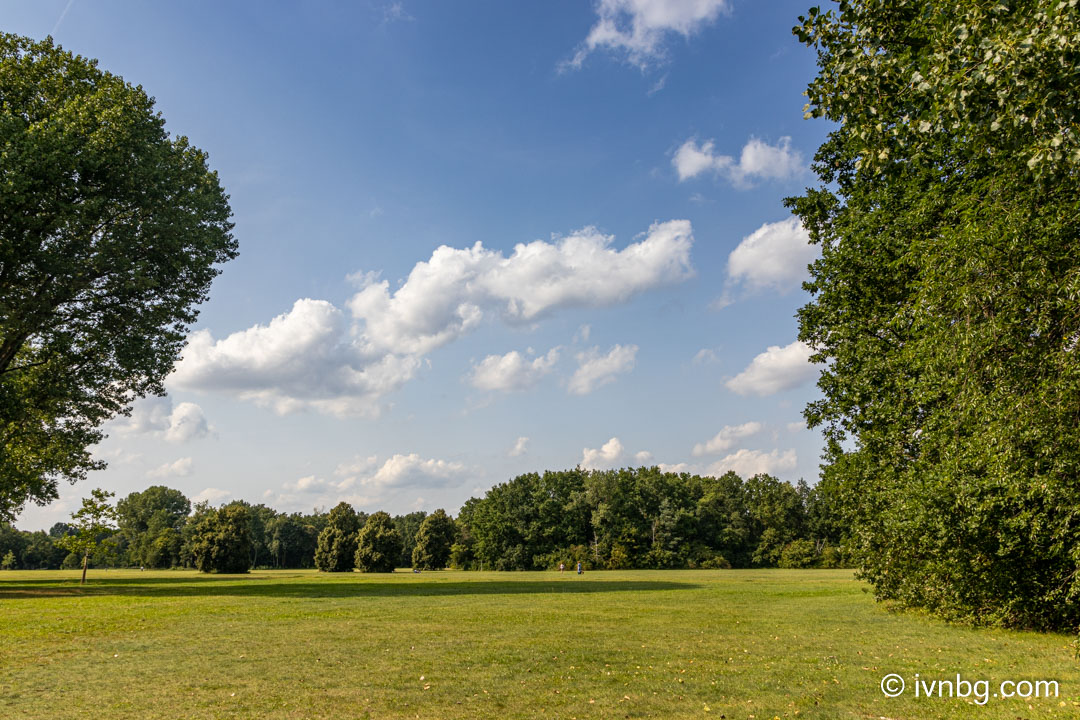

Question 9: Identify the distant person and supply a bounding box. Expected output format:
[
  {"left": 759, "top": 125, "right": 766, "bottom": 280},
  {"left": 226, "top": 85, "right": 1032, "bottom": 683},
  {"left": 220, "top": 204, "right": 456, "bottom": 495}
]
[
  {"left": 576, "top": 561, "right": 583, "bottom": 575},
  {"left": 559, "top": 563, "right": 565, "bottom": 573}
]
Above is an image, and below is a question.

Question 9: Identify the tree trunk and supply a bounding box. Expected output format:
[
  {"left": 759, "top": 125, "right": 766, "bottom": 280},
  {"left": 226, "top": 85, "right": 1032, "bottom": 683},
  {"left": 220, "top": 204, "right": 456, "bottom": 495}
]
[{"left": 80, "top": 553, "right": 88, "bottom": 585}]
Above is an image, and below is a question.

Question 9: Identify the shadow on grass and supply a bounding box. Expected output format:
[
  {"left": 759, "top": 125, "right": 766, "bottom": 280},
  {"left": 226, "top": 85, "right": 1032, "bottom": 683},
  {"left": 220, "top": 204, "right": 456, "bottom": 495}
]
[{"left": 0, "top": 576, "right": 699, "bottom": 600}]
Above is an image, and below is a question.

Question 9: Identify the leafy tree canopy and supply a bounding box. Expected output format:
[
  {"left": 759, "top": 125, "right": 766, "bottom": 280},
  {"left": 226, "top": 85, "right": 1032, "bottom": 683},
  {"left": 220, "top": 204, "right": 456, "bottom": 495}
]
[
  {"left": 0, "top": 33, "right": 236, "bottom": 519},
  {"left": 355, "top": 511, "right": 401, "bottom": 573},
  {"left": 789, "top": 0, "right": 1080, "bottom": 629}
]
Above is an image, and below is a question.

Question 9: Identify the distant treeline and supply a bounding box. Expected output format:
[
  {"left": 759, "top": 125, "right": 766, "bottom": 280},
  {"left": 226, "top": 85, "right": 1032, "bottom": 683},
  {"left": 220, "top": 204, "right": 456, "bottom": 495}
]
[{"left": 1, "top": 468, "right": 846, "bottom": 572}]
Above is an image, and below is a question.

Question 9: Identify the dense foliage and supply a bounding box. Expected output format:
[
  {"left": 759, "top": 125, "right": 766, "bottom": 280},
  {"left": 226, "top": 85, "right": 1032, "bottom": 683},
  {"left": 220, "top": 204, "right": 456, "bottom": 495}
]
[
  {"left": 189, "top": 504, "right": 253, "bottom": 574},
  {"left": 459, "top": 468, "right": 841, "bottom": 571},
  {"left": 355, "top": 511, "right": 402, "bottom": 573},
  {"left": 789, "top": 0, "right": 1080, "bottom": 629},
  {"left": 411, "top": 509, "right": 456, "bottom": 570},
  {"left": 2, "top": 468, "right": 842, "bottom": 573},
  {"left": 314, "top": 502, "right": 363, "bottom": 572},
  {"left": 0, "top": 33, "right": 236, "bottom": 520}
]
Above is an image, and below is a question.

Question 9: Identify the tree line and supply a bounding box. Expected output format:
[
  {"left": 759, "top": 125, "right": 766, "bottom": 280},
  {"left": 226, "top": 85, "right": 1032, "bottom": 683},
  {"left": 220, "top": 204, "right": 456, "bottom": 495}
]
[{"left": 1, "top": 467, "right": 845, "bottom": 574}]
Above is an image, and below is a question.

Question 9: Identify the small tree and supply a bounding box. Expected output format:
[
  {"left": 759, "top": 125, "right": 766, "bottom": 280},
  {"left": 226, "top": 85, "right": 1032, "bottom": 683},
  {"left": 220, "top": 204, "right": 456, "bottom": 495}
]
[
  {"left": 56, "top": 488, "right": 117, "bottom": 585},
  {"left": 314, "top": 502, "right": 361, "bottom": 572},
  {"left": 189, "top": 504, "right": 252, "bottom": 574},
  {"left": 1, "top": 549, "right": 15, "bottom": 569},
  {"left": 355, "top": 511, "right": 401, "bottom": 573},
  {"left": 411, "top": 509, "right": 456, "bottom": 570}
]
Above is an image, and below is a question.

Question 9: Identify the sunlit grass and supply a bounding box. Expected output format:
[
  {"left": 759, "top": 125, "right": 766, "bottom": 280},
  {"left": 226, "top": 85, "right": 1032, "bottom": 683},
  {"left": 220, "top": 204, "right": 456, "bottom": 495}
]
[{"left": 1, "top": 569, "right": 1076, "bottom": 718}]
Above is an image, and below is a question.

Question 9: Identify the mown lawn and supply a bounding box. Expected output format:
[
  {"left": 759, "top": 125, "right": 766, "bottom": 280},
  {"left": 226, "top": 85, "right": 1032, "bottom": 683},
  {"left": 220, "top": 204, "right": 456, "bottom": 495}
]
[{"left": 0, "top": 569, "right": 1076, "bottom": 719}]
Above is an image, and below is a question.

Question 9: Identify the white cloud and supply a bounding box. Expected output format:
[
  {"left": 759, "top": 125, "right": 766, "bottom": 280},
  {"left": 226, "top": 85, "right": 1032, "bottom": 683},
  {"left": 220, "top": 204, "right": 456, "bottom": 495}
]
[
  {"left": 192, "top": 487, "right": 232, "bottom": 505},
  {"left": 692, "top": 347, "right": 720, "bottom": 365},
  {"left": 171, "top": 298, "right": 422, "bottom": 417},
  {"left": 284, "top": 475, "right": 356, "bottom": 494},
  {"left": 658, "top": 462, "right": 691, "bottom": 474},
  {"left": 787, "top": 421, "right": 806, "bottom": 433},
  {"left": 692, "top": 421, "right": 764, "bottom": 456},
  {"left": 725, "top": 340, "right": 816, "bottom": 396},
  {"left": 509, "top": 436, "right": 529, "bottom": 457},
  {"left": 567, "top": 0, "right": 730, "bottom": 69},
  {"left": 574, "top": 324, "right": 591, "bottom": 343},
  {"left": 634, "top": 450, "right": 653, "bottom": 464},
  {"left": 164, "top": 402, "right": 211, "bottom": 443},
  {"left": 727, "top": 218, "right": 816, "bottom": 293},
  {"left": 673, "top": 137, "right": 803, "bottom": 186},
  {"left": 173, "top": 221, "right": 691, "bottom": 418},
  {"left": 147, "top": 457, "right": 193, "bottom": 479},
  {"left": 363, "top": 454, "right": 467, "bottom": 490},
  {"left": 334, "top": 455, "right": 379, "bottom": 477},
  {"left": 581, "top": 437, "right": 624, "bottom": 470},
  {"left": 469, "top": 347, "right": 560, "bottom": 392},
  {"left": 569, "top": 344, "right": 638, "bottom": 395},
  {"left": 112, "top": 396, "right": 211, "bottom": 443},
  {"left": 708, "top": 448, "right": 797, "bottom": 478},
  {"left": 348, "top": 220, "right": 693, "bottom": 356}
]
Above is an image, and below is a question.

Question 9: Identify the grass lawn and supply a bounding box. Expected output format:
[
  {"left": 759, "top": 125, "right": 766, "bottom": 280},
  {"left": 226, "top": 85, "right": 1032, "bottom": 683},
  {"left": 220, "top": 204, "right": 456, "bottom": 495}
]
[{"left": 1, "top": 569, "right": 1076, "bottom": 719}]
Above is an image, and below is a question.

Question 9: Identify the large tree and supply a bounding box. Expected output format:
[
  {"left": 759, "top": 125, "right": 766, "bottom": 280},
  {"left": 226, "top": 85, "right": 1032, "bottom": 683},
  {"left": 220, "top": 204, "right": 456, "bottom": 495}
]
[
  {"left": 0, "top": 33, "right": 236, "bottom": 519},
  {"left": 355, "top": 511, "right": 401, "bottom": 573},
  {"left": 314, "top": 502, "right": 362, "bottom": 572},
  {"left": 789, "top": 1, "right": 1080, "bottom": 629},
  {"left": 411, "top": 509, "right": 456, "bottom": 570},
  {"left": 189, "top": 504, "right": 252, "bottom": 574}
]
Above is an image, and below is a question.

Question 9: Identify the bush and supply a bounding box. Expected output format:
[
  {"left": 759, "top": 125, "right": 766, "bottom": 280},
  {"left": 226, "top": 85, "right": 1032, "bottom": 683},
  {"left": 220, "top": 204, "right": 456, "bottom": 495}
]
[
  {"left": 700, "top": 554, "right": 731, "bottom": 570},
  {"left": 778, "top": 539, "right": 818, "bottom": 569}
]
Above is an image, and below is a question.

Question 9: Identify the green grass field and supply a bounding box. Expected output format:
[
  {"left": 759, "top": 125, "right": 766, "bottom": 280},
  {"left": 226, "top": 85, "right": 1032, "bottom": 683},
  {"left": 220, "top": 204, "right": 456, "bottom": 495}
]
[{"left": 1, "top": 569, "right": 1076, "bottom": 719}]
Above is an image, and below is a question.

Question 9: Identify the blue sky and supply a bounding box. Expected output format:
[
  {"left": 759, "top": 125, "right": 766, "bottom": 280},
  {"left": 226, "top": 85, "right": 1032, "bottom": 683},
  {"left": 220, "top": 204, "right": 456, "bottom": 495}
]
[{"left": 7, "top": 0, "right": 833, "bottom": 529}]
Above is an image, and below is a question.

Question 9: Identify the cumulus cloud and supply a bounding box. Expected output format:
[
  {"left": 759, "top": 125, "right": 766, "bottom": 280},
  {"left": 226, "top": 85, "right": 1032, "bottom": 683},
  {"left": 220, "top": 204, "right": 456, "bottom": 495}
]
[
  {"left": 634, "top": 450, "right": 653, "bottom": 464},
  {"left": 334, "top": 455, "right": 379, "bottom": 477},
  {"left": 469, "top": 347, "right": 560, "bottom": 392},
  {"left": 708, "top": 448, "right": 797, "bottom": 478},
  {"left": 725, "top": 340, "right": 816, "bottom": 396},
  {"left": 112, "top": 396, "right": 212, "bottom": 443},
  {"left": 171, "top": 298, "right": 422, "bottom": 417},
  {"left": 787, "top": 421, "right": 806, "bottom": 433},
  {"left": 192, "top": 487, "right": 232, "bottom": 504},
  {"left": 172, "top": 221, "right": 692, "bottom": 417},
  {"left": 509, "top": 436, "right": 529, "bottom": 457},
  {"left": 727, "top": 218, "right": 816, "bottom": 293},
  {"left": 692, "top": 421, "right": 764, "bottom": 456},
  {"left": 673, "top": 137, "right": 803, "bottom": 186},
  {"left": 147, "top": 457, "right": 193, "bottom": 479},
  {"left": 363, "top": 454, "right": 467, "bottom": 490},
  {"left": 566, "top": 0, "right": 730, "bottom": 69},
  {"left": 164, "top": 402, "right": 211, "bottom": 443},
  {"left": 568, "top": 344, "right": 638, "bottom": 395},
  {"left": 348, "top": 220, "right": 693, "bottom": 356},
  {"left": 581, "top": 437, "right": 625, "bottom": 470}
]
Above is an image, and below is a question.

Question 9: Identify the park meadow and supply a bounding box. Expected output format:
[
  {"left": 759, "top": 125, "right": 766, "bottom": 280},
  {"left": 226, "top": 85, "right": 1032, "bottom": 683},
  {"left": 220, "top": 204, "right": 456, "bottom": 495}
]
[{"left": 2, "top": 568, "right": 1077, "bottom": 719}]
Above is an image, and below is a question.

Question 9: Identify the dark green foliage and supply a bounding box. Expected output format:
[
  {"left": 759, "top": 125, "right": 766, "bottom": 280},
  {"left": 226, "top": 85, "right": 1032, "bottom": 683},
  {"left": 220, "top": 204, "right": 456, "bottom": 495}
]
[
  {"left": 411, "top": 509, "right": 456, "bottom": 570},
  {"left": 267, "top": 513, "right": 320, "bottom": 568},
  {"left": 789, "top": 1, "right": 1080, "bottom": 630},
  {"left": 392, "top": 511, "right": 427, "bottom": 568},
  {"left": 189, "top": 504, "right": 252, "bottom": 574},
  {"left": 467, "top": 468, "right": 828, "bottom": 571},
  {"left": 355, "top": 511, "right": 401, "bottom": 573},
  {"left": 314, "top": 502, "right": 362, "bottom": 572},
  {"left": 116, "top": 486, "right": 190, "bottom": 568},
  {"left": 0, "top": 33, "right": 236, "bottom": 520}
]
